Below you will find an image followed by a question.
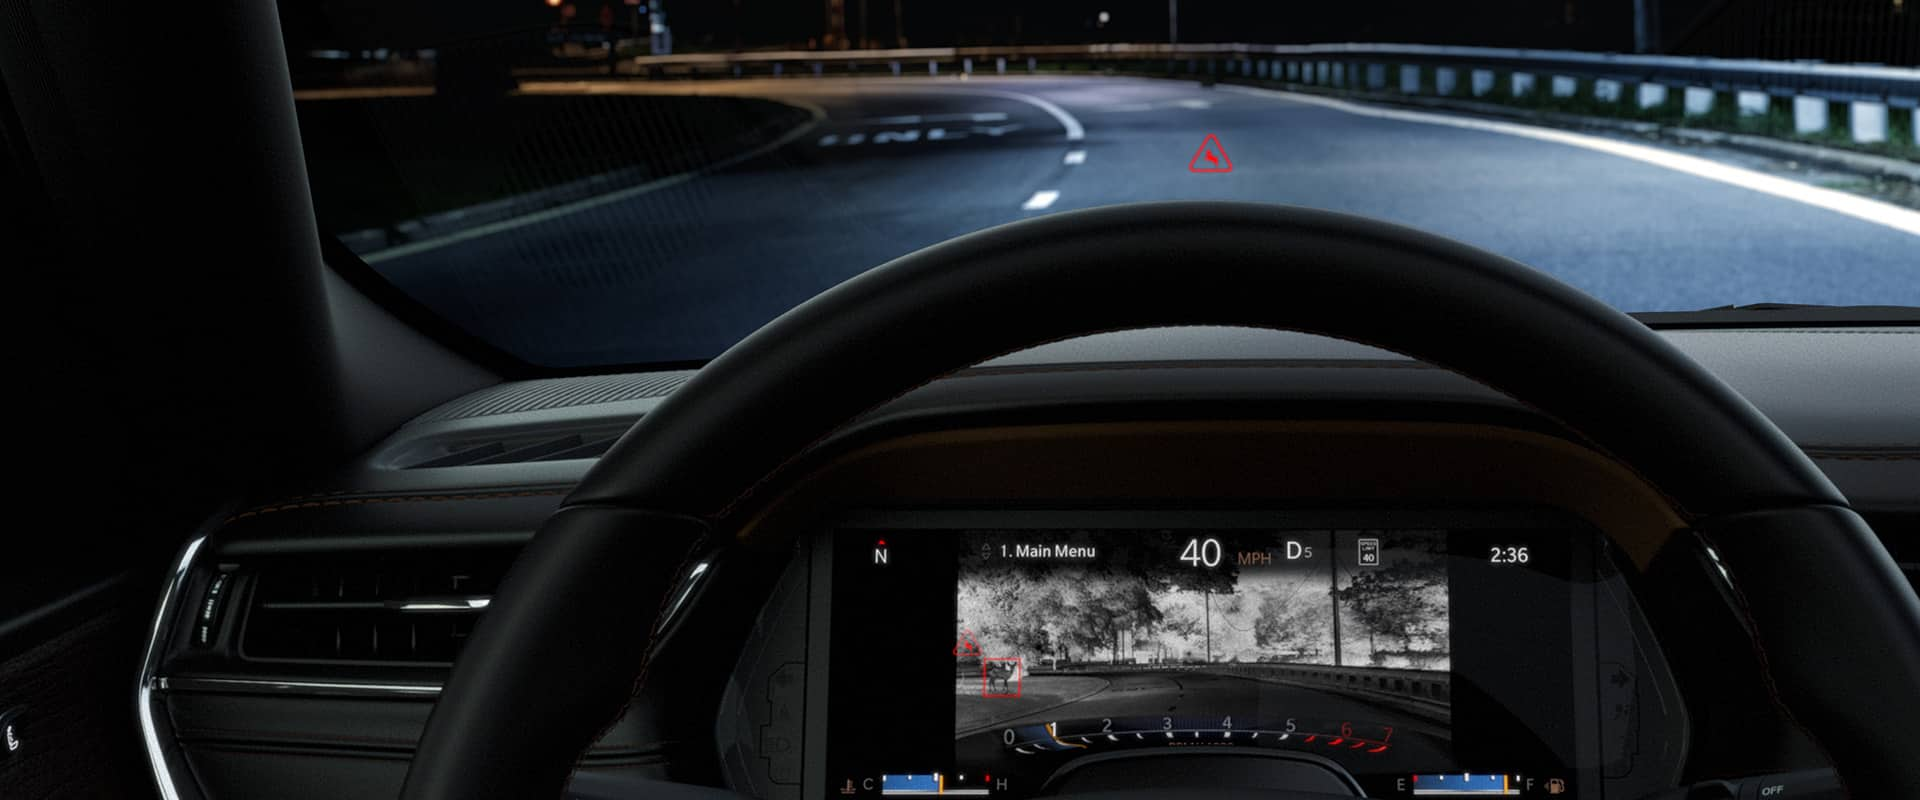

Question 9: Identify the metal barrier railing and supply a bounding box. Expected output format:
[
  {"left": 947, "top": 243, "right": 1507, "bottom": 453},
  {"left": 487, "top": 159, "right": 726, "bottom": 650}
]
[
  {"left": 1039, "top": 661, "right": 1451, "bottom": 706},
  {"left": 625, "top": 42, "right": 1919, "bottom": 106}
]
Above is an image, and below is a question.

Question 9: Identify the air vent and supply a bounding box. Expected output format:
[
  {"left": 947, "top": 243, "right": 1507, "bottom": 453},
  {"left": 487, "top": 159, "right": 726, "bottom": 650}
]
[
  {"left": 403, "top": 428, "right": 624, "bottom": 469},
  {"left": 239, "top": 549, "right": 517, "bottom": 665},
  {"left": 409, "top": 372, "right": 693, "bottom": 424}
]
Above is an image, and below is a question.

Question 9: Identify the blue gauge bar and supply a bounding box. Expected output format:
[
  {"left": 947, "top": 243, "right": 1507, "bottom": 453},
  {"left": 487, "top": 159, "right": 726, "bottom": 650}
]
[
  {"left": 1411, "top": 773, "right": 1518, "bottom": 795},
  {"left": 879, "top": 773, "right": 991, "bottom": 796},
  {"left": 881, "top": 774, "right": 940, "bottom": 795}
]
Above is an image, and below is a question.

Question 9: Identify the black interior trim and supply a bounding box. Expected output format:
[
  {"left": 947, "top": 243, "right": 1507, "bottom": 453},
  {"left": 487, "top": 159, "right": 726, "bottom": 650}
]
[
  {"left": 320, "top": 236, "right": 712, "bottom": 379},
  {"left": 404, "top": 203, "right": 1917, "bottom": 800}
]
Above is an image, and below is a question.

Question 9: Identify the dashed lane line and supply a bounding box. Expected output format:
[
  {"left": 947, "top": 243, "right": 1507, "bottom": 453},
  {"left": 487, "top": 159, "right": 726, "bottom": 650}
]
[{"left": 1022, "top": 190, "right": 1061, "bottom": 210}]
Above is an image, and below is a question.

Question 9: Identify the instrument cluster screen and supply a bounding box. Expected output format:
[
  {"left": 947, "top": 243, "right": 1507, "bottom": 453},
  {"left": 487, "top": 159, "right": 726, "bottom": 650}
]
[
  {"left": 954, "top": 531, "right": 1450, "bottom": 786},
  {"left": 825, "top": 516, "right": 1651, "bottom": 799}
]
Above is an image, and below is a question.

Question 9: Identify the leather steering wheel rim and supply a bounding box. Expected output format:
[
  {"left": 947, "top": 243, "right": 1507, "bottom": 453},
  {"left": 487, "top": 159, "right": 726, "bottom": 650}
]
[{"left": 401, "top": 202, "right": 1920, "bottom": 798}]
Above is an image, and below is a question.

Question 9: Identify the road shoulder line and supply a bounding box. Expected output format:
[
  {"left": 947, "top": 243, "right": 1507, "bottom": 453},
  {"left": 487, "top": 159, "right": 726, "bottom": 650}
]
[
  {"left": 359, "top": 96, "right": 828, "bottom": 265},
  {"left": 1218, "top": 83, "right": 1920, "bottom": 237}
]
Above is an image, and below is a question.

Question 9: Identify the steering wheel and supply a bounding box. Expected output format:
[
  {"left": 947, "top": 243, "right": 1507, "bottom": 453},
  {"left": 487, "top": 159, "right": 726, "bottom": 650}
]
[{"left": 399, "top": 203, "right": 1920, "bottom": 798}]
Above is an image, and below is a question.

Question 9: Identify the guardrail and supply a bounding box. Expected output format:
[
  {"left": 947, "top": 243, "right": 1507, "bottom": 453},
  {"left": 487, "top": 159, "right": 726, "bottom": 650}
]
[
  {"left": 623, "top": 42, "right": 1919, "bottom": 146},
  {"left": 1041, "top": 661, "right": 1450, "bottom": 707},
  {"left": 629, "top": 43, "right": 1916, "bottom": 101}
]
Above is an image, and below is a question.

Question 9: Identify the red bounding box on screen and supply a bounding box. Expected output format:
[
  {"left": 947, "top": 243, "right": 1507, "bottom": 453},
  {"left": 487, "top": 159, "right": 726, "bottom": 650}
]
[{"left": 982, "top": 657, "right": 1022, "bottom": 698}]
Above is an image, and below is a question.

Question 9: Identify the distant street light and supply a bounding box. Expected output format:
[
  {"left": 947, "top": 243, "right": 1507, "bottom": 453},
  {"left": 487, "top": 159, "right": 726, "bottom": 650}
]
[{"left": 545, "top": 0, "right": 561, "bottom": 7}]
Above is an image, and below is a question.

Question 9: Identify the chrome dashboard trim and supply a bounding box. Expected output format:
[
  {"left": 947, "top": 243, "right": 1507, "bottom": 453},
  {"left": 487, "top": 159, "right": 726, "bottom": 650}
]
[
  {"left": 659, "top": 559, "right": 712, "bottom": 629},
  {"left": 139, "top": 535, "right": 206, "bottom": 800},
  {"left": 159, "top": 676, "right": 444, "bottom": 697}
]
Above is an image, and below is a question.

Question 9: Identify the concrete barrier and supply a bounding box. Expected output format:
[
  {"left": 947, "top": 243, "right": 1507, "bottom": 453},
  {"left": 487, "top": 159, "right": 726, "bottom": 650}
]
[
  {"left": 1471, "top": 69, "right": 1495, "bottom": 97},
  {"left": 1511, "top": 72, "right": 1535, "bottom": 97},
  {"left": 1051, "top": 661, "right": 1450, "bottom": 708},
  {"left": 1736, "top": 90, "right": 1768, "bottom": 118},
  {"left": 996, "top": 56, "right": 1005, "bottom": 74},
  {"left": 1637, "top": 83, "right": 1667, "bottom": 109},
  {"left": 1436, "top": 67, "right": 1457, "bottom": 96},
  {"left": 1400, "top": 64, "right": 1420, "bottom": 93},
  {"left": 1850, "top": 101, "right": 1888, "bottom": 144},
  {"left": 1551, "top": 75, "right": 1577, "bottom": 97},
  {"left": 1594, "top": 78, "right": 1621, "bottom": 103},
  {"left": 1684, "top": 86, "right": 1715, "bottom": 117},
  {"left": 1367, "top": 63, "right": 1386, "bottom": 90},
  {"left": 1793, "top": 96, "right": 1828, "bottom": 134}
]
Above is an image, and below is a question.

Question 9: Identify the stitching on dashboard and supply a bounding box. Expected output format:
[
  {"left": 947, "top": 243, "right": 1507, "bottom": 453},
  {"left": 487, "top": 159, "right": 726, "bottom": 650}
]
[
  {"left": 703, "top": 322, "right": 1699, "bottom": 523},
  {"left": 1689, "top": 526, "right": 1855, "bottom": 797},
  {"left": 952, "top": 359, "right": 1437, "bottom": 378},
  {"left": 707, "top": 324, "right": 1167, "bottom": 522},
  {"left": 563, "top": 521, "right": 712, "bottom": 793},
  {"left": 225, "top": 488, "right": 570, "bottom": 522}
]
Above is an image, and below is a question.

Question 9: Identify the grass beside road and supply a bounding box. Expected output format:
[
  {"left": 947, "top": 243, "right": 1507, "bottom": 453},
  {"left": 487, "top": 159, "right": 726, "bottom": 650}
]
[{"left": 295, "top": 91, "right": 813, "bottom": 235}]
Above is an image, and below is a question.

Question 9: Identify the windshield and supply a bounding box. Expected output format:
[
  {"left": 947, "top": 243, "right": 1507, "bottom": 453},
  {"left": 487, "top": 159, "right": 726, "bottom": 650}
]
[{"left": 281, "top": 2, "right": 1919, "bottom": 368}]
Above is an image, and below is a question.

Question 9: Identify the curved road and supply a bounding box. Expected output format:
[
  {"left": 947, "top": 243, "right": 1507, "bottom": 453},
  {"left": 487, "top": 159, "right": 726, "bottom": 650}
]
[{"left": 368, "top": 76, "right": 1920, "bottom": 366}]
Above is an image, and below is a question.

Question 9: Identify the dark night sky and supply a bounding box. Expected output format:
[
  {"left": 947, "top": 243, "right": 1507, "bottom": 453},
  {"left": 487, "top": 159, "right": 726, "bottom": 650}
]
[
  {"left": 278, "top": 0, "right": 1913, "bottom": 63},
  {"left": 279, "top": 0, "right": 1638, "bottom": 51}
]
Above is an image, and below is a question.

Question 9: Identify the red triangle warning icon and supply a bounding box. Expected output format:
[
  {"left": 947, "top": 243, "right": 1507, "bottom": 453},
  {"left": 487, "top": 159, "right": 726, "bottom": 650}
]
[
  {"left": 954, "top": 629, "right": 981, "bottom": 658},
  {"left": 1188, "top": 134, "right": 1233, "bottom": 173}
]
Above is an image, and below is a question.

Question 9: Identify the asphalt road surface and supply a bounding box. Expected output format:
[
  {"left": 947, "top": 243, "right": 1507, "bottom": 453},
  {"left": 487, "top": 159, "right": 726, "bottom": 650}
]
[
  {"left": 953, "top": 670, "right": 1449, "bottom": 777},
  {"left": 368, "top": 76, "right": 1920, "bottom": 367}
]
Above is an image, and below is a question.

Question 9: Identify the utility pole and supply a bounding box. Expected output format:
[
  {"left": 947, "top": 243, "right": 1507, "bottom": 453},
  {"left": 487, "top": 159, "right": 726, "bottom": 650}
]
[
  {"left": 1168, "top": 0, "right": 1178, "bottom": 45},
  {"left": 1632, "top": 0, "right": 1660, "bottom": 53},
  {"left": 892, "top": 0, "right": 904, "bottom": 48},
  {"left": 1329, "top": 530, "right": 1342, "bottom": 666}
]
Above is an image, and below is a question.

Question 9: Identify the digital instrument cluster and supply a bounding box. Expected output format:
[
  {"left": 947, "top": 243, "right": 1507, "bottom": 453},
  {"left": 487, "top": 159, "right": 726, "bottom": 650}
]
[{"left": 819, "top": 510, "right": 1682, "bottom": 799}]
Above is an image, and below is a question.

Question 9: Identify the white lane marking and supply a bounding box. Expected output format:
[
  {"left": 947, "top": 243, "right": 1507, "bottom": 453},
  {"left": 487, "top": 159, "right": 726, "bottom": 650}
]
[
  {"left": 1219, "top": 84, "right": 1920, "bottom": 237},
  {"left": 1098, "top": 99, "right": 1212, "bottom": 113},
  {"left": 858, "top": 111, "right": 1009, "bottom": 125},
  {"left": 816, "top": 123, "right": 1024, "bottom": 147},
  {"left": 363, "top": 98, "right": 828, "bottom": 264},
  {"left": 936, "top": 88, "right": 1084, "bottom": 142},
  {"left": 1021, "top": 190, "right": 1061, "bottom": 210},
  {"left": 1064, "top": 150, "right": 1087, "bottom": 165}
]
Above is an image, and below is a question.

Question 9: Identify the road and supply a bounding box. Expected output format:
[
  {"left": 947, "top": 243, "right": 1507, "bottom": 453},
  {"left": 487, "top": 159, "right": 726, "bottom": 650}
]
[
  {"left": 367, "top": 76, "right": 1920, "bottom": 367},
  {"left": 952, "top": 670, "right": 1449, "bottom": 778}
]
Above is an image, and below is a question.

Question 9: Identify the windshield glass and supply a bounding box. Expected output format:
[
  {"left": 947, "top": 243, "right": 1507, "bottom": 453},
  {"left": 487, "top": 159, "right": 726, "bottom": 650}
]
[{"left": 281, "top": 2, "right": 1919, "bottom": 368}]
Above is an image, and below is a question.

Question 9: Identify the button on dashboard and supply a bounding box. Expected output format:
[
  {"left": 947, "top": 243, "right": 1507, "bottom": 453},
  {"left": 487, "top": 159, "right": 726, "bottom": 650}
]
[{"left": 1739, "top": 770, "right": 1842, "bottom": 800}]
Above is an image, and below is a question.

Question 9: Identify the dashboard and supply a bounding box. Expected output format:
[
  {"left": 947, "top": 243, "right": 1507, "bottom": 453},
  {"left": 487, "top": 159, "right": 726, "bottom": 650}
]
[
  {"left": 131, "top": 327, "right": 1918, "bottom": 800},
  {"left": 749, "top": 511, "right": 1680, "bottom": 800}
]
